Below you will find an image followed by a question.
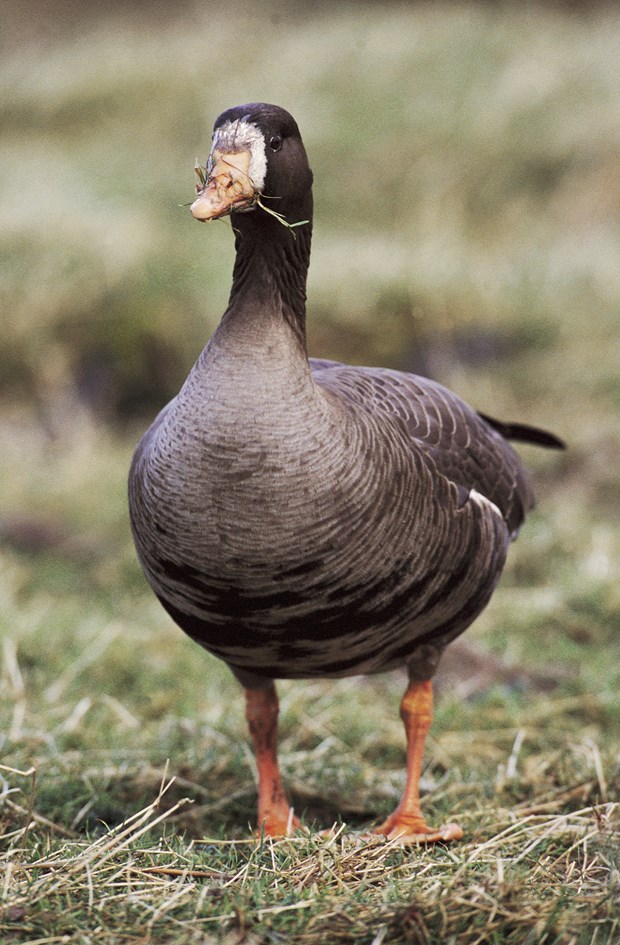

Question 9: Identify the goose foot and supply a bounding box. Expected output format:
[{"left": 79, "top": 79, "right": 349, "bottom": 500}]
[
  {"left": 257, "top": 809, "right": 303, "bottom": 838},
  {"left": 372, "top": 813, "right": 463, "bottom": 845}
]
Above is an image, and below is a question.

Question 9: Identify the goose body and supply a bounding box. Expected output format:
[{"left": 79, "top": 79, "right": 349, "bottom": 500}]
[
  {"left": 131, "top": 353, "right": 520, "bottom": 682},
  {"left": 129, "top": 103, "right": 563, "bottom": 841}
]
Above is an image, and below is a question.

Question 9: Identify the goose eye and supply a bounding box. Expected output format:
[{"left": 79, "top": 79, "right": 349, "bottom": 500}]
[{"left": 269, "top": 135, "right": 282, "bottom": 152}]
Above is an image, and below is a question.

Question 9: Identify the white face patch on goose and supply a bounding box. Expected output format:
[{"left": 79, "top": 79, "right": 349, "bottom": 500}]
[{"left": 211, "top": 118, "right": 267, "bottom": 192}]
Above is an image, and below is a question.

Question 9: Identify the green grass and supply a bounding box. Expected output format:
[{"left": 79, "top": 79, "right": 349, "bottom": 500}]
[{"left": 1, "top": 1, "right": 620, "bottom": 942}]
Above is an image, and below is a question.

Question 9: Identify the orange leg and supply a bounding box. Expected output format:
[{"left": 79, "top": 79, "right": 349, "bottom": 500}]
[
  {"left": 244, "top": 684, "right": 300, "bottom": 837},
  {"left": 373, "top": 679, "right": 463, "bottom": 844}
]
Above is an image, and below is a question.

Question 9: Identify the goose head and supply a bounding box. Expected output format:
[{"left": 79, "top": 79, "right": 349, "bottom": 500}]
[{"left": 190, "top": 103, "right": 313, "bottom": 230}]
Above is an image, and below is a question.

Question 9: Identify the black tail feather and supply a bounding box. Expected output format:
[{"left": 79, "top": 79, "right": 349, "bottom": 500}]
[{"left": 478, "top": 412, "right": 566, "bottom": 450}]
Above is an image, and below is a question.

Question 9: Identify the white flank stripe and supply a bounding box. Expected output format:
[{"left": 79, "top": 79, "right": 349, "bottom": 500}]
[{"left": 469, "top": 488, "right": 503, "bottom": 520}]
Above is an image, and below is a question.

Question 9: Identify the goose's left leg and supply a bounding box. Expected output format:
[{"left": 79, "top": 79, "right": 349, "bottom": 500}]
[{"left": 373, "top": 678, "right": 463, "bottom": 844}]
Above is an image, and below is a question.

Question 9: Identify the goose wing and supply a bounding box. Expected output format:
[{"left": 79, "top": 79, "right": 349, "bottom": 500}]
[{"left": 311, "top": 360, "right": 534, "bottom": 537}]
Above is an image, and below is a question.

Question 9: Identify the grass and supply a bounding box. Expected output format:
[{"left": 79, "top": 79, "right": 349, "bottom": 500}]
[{"left": 1, "top": 0, "right": 620, "bottom": 942}]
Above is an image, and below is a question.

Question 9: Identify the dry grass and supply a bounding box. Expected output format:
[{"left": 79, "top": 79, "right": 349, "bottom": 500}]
[{"left": 1, "top": 756, "right": 618, "bottom": 943}]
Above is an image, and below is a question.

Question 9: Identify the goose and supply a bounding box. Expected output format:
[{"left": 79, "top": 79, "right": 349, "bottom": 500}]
[{"left": 129, "top": 103, "right": 563, "bottom": 842}]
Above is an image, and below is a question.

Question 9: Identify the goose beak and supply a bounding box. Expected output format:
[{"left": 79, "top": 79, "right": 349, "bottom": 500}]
[{"left": 191, "top": 149, "right": 257, "bottom": 221}]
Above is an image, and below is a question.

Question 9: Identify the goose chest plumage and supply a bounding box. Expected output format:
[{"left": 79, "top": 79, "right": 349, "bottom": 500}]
[{"left": 129, "top": 103, "right": 563, "bottom": 842}]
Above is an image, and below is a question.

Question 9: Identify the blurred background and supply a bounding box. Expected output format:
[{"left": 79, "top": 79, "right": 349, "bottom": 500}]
[{"left": 1, "top": 0, "right": 619, "bottom": 734}]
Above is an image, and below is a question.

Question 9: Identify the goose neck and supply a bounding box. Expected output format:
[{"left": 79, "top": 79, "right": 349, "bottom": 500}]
[{"left": 223, "top": 206, "right": 312, "bottom": 349}]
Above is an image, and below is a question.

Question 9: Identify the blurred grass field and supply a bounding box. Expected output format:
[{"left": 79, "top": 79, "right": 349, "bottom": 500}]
[{"left": 1, "top": 1, "right": 619, "bottom": 943}]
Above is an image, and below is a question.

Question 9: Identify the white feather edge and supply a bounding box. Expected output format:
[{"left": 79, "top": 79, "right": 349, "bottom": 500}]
[{"left": 469, "top": 488, "right": 503, "bottom": 521}]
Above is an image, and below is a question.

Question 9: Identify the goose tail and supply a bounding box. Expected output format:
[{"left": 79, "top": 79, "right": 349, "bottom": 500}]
[{"left": 478, "top": 412, "right": 565, "bottom": 450}]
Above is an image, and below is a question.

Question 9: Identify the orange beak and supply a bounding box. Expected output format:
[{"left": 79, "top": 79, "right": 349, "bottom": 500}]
[{"left": 190, "top": 149, "right": 257, "bottom": 221}]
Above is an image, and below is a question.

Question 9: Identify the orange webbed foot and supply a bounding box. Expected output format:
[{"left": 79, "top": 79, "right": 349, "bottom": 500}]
[
  {"left": 257, "top": 809, "right": 304, "bottom": 838},
  {"left": 373, "top": 812, "right": 463, "bottom": 845}
]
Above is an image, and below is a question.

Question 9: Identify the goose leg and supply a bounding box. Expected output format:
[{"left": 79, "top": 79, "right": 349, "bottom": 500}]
[
  {"left": 373, "top": 678, "right": 463, "bottom": 844},
  {"left": 244, "top": 683, "right": 300, "bottom": 836}
]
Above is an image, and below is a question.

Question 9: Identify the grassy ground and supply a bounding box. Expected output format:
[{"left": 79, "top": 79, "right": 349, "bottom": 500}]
[{"left": 1, "top": 1, "right": 620, "bottom": 943}]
